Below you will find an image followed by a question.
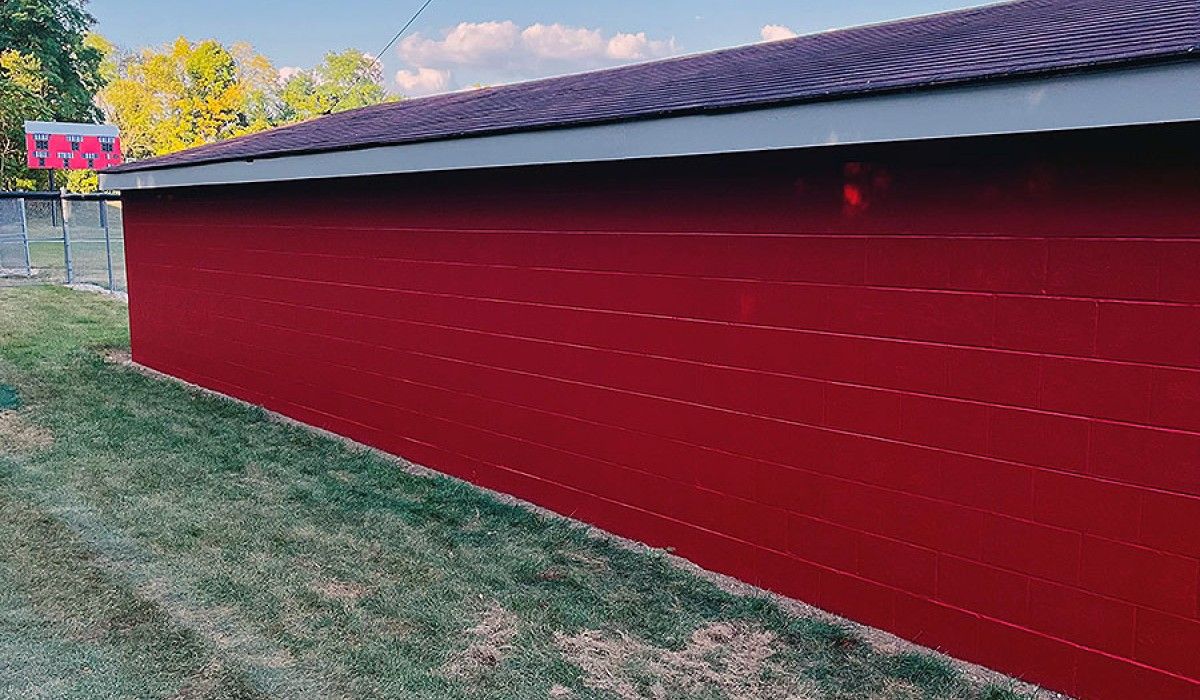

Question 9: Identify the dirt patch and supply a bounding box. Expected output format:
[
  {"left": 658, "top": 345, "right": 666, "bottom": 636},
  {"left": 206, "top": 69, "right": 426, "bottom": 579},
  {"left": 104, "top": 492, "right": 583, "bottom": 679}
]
[
  {"left": 66, "top": 283, "right": 128, "bottom": 302},
  {"left": 99, "top": 347, "right": 133, "bottom": 365},
  {"left": 441, "top": 602, "right": 520, "bottom": 679},
  {"left": 556, "top": 621, "right": 812, "bottom": 700},
  {"left": 310, "top": 579, "right": 372, "bottom": 603},
  {"left": 548, "top": 685, "right": 573, "bottom": 698},
  {"left": 0, "top": 411, "right": 54, "bottom": 452}
]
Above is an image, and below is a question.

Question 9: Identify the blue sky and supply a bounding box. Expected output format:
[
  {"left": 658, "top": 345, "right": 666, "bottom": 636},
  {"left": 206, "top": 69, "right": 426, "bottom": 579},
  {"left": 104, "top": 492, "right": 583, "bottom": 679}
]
[{"left": 92, "top": 1, "right": 987, "bottom": 95}]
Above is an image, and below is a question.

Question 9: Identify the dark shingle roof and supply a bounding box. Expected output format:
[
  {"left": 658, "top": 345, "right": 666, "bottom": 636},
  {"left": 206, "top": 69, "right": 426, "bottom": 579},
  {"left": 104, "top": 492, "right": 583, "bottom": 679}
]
[{"left": 108, "top": 0, "right": 1200, "bottom": 174}]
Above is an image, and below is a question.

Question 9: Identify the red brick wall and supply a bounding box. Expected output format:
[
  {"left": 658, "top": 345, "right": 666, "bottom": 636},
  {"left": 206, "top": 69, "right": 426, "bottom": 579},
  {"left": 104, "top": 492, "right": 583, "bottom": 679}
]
[{"left": 123, "top": 127, "right": 1200, "bottom": 699}]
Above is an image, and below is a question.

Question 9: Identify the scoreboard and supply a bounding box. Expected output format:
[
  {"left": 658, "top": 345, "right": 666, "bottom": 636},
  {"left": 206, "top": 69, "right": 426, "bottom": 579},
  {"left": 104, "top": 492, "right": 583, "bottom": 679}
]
[{"left": 24, "top": 121, "right": 122, "bottom": 171}]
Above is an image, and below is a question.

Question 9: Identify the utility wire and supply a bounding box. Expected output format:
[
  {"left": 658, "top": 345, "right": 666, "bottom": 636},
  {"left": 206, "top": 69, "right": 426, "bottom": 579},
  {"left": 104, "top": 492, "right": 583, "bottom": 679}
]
[{"left": 375, "top": 0, "right": 436, "bottom": 62}]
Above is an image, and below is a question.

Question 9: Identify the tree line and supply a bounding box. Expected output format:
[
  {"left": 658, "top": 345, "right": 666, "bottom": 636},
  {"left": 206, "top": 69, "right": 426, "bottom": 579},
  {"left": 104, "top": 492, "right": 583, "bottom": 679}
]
[{"left": 1, "top": 0, "right": 397, "bottom": 191}]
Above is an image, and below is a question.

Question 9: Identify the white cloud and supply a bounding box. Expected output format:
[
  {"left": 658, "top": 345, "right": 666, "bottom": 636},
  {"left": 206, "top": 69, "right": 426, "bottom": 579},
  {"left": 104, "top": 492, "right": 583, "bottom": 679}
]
[
  {"left": 605, "top": 32, "right": 676, "bottom": 61},
  {"left": 760, "top": 24, "right": 798, "bottom": 42},
  {"left": 396, "top": 20, "right": 678, "bottom": 84},
  {"left": 395, "top": 66, "right": 451, "bottom": 95},
  {"left": 398, "top": 21, "right": 520, "bottom": 66},
  {"left": 521, "top": 23, "right": 605, "bottom": 61},
  {"left": 391, "top": 19, "right": 676, "bottom": 94}
]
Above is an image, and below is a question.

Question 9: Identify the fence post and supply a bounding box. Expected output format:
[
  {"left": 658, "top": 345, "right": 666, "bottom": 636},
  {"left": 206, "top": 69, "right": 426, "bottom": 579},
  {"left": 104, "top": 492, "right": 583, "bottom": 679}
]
[
  {"left": 102, "top": 200, "right": 114, "bottom": 290},
  {"left": 18, "top": 197, "right": 32, "bottom": 277},
  {"left": 48, "top": 171, "right": 58, "bottom": 225},
  {"left": 60, "top": 196, "right": 73, "bottom": 284}
]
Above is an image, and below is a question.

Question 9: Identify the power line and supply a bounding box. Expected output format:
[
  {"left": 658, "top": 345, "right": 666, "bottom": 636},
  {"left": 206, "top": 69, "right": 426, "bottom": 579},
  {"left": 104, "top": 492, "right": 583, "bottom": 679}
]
[{"left": 375, "top": 0, "right": 436, "bottom": 62}]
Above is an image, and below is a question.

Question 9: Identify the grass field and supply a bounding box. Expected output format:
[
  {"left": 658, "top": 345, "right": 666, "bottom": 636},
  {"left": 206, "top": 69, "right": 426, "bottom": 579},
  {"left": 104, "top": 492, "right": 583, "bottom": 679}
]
[{"left": 0, "top": 286, "right": 1041, "bottom": 700}]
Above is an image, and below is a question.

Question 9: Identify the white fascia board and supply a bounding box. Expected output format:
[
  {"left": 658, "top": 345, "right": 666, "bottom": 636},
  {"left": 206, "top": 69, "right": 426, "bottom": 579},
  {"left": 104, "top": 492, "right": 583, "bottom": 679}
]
[
  {"left": 101, "top": 61, "right": 1200, "bottom": 191},
  {"left": 25, "top": 121, "right": 120, "bottom": 137}
]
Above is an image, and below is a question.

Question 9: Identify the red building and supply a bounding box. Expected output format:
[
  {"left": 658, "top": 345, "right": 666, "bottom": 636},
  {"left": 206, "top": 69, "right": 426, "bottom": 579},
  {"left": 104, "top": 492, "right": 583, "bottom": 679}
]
[
  {"left": 102, "top": 2, "right": 1200, "bottom": 698},
  {"left": 25, "top": 121, "right": 122, "bottom": 171}
]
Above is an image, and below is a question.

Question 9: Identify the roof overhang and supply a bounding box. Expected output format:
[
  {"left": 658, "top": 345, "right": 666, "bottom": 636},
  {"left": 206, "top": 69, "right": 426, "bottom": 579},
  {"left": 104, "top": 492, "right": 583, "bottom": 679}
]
[{"left": 101, "top": 60, "right": 1200, "bottom": 191}]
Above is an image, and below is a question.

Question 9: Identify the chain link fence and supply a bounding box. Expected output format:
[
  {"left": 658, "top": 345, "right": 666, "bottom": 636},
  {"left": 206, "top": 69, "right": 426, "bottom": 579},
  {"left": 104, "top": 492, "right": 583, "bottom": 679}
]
[{"left": 0, "top": 192, "right": 125, "bottom": 292}]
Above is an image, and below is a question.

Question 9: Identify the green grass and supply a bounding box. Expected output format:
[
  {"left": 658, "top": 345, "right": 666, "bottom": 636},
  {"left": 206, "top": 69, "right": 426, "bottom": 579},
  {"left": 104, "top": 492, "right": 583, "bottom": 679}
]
[{"left": 0, "top": 285, "right": 1039, "bottom": 700}]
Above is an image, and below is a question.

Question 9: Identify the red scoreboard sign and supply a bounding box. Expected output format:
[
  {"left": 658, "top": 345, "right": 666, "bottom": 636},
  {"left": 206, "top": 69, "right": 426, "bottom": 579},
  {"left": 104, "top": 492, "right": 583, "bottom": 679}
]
[{"left": 24, "top": 121, "right": 122, "bottom": 171}]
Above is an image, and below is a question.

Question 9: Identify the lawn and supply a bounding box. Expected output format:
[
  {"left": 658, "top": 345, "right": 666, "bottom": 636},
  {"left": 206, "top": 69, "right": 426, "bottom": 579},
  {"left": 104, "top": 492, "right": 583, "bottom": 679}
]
[{"left": 0, "top": 286, "right": 1039, "bottom": 700}]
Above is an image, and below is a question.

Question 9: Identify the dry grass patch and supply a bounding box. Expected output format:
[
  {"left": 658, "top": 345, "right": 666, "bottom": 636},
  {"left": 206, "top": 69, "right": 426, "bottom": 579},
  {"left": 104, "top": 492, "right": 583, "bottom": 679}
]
[
  {"left": 0, "top": 411, "right": 54, "bottom": 452},
  {"left": 441, "top": 603, "right": 520, "bottom": 679},
  {"left": 310, "top": 579, "right": 372, "bottom": 604},
  {"left": 559, "top": 550, "right": 608, "bottom": 569},
  {"left": 165, "top": 660, "right": 225, "bottom": 700},
  {"left": 133, "top": 582, "right": 298, "bottom": 674},
  {"left": 557, "top": 621, "right": 814, "bottom": 700}
]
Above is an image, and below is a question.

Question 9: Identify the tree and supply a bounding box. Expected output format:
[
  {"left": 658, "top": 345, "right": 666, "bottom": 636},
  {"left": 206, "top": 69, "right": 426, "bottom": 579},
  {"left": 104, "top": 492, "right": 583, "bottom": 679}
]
[
  {"left": 231, "top": 41, "right": 283, "bottom": 132},
  {"left": 0, "top": 50, "right": 52, "bottom": 189},
  {"left": 86, "top": 32, "right": 119, "bottom": 86},
  {"left": 100, "top": 37, "right": 270, "bottom": 158},
  {"left": 0, "top": 0, "right": 104, "bottom": 189},
  {"left": 0, "top": 0, "right": 103, "bottom": 122},
  {"left": 100, "top": 40, "right": 399, "bottom": 161},
  {"left": 279, "top": 50, "right": 396, "bottom": 122}
]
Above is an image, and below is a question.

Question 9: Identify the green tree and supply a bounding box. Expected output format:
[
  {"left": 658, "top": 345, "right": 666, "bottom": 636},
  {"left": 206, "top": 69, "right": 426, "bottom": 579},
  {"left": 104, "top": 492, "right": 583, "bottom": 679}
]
[
  {"left": 0, "top": 0, "right": 103, "bottom": 122},
  {"left": 279, "top": 50, "right": 396, "bottom": 122},
  {"left": 0, "top": 0, "right": 104, "bottom": 189},
  {"left": 0, "top": 50, "right": 52, "bottom": 189}
]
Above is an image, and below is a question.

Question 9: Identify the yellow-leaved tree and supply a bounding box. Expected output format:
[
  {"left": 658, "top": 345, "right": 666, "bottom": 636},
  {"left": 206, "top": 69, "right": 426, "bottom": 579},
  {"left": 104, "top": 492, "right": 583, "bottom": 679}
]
[
  {"left": 98, "top": 37, "right": 398, "bottom": 166},
  {"left": 100, "top": 37, "right": 276, "bottom": 159}
]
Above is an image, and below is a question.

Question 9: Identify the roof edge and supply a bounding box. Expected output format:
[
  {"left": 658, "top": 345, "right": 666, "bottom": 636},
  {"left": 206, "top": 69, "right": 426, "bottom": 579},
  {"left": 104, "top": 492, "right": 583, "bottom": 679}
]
[
  {"left": 107, "top": 49, "right": 1199, "bottom": 177},
  {"left": 102, "top": 60, "right": 1200, "bottom": 191}
]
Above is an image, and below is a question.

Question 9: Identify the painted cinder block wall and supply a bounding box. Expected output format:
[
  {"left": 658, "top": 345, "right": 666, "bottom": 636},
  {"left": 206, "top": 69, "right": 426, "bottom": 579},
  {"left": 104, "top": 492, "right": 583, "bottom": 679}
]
[{"left": 122, "top": 125, "right": 1200, "bottom": 700}]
